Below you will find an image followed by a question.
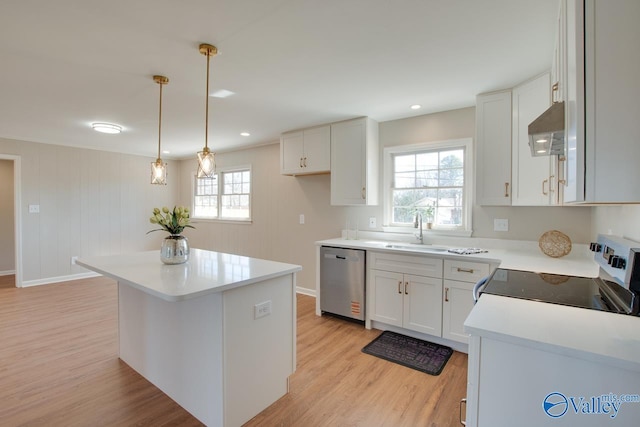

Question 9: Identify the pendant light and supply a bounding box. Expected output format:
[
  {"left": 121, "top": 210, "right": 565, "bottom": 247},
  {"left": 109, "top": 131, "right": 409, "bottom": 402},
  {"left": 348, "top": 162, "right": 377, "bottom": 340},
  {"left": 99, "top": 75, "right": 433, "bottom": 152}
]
[
  {"left": 197, "top": 43, "right": 218, "bottom": 178},
  {"left": 151, "top": 75, "right": 169, "bottom": 185}
]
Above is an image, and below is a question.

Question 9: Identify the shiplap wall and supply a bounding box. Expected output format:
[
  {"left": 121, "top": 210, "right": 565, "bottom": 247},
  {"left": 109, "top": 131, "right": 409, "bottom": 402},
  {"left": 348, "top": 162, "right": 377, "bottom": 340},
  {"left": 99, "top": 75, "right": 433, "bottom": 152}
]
[
  {"left": 1, "top": 107, "right": 596, "bottom": 289},
  {"left": 0, "top": 137, "right": 178, "bottom": 285}
]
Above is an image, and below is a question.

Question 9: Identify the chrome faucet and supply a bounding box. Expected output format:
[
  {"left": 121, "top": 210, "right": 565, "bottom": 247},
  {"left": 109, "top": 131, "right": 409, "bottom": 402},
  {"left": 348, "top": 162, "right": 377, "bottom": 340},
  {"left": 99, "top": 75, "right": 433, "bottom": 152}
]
[{"left": 414, "top": 212, "right": 423, "bottom": 244}]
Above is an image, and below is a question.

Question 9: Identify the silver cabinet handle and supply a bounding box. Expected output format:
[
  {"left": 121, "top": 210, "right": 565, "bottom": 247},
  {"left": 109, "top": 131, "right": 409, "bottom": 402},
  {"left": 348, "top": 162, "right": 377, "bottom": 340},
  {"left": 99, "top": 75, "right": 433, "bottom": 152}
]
[
  {"left": 457, "top": 267, "right": 474, "bottom": 274},
  {"left": 361, "top": 187, "right": 366, "bottom": 200},
  {"left": 542, "top": 178, "right": 549, "bottom": 195},
  {"left": 460, "top": 398, "right": 467, "bottom": 426}
]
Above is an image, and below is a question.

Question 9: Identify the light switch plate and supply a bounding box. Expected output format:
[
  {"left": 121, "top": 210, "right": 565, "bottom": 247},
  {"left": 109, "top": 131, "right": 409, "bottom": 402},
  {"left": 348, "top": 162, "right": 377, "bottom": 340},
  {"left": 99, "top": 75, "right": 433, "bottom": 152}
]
[
  {"left": 29, "top": 204, "right": 40, "bottom": 214},
  {"left": 494, "top": 218, "right": 509, "bottom": 232}
]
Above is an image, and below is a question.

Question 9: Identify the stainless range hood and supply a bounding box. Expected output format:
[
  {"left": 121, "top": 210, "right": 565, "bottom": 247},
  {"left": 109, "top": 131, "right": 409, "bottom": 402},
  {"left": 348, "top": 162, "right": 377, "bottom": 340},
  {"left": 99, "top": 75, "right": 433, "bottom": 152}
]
[{"left": 528, "top": 101, "right": 565, "bottom": 156}]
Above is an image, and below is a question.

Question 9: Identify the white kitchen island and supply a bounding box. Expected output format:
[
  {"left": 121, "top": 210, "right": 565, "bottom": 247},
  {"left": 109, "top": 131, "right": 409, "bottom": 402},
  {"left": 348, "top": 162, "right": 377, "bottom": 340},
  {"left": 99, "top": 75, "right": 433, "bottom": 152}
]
[
  {"left": 77, "top": 248, "right": 302, "bottom": 427},
  {"left": 464, "top": 294, "right": 640, "bottom": 426}
]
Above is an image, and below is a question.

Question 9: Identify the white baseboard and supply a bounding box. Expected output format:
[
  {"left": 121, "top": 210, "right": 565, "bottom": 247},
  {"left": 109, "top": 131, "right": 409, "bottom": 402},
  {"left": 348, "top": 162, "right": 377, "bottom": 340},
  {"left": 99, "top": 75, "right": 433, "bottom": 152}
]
[
  {"left": 0, "top": 270, "right": 16, "bottom": 276},
  {"left": 21, "top": 271, "right": 101, "bottom": 288},
  {"left": 296, "top": 286, "right": 316, "bottom": 297}
]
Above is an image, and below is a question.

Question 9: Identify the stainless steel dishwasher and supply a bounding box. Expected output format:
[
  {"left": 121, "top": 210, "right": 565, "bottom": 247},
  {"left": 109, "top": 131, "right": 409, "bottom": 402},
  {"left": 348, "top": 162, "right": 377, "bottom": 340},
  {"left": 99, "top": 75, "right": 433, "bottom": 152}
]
[{"left": 320, "top": 246, "right": 365, "bottom": 322}]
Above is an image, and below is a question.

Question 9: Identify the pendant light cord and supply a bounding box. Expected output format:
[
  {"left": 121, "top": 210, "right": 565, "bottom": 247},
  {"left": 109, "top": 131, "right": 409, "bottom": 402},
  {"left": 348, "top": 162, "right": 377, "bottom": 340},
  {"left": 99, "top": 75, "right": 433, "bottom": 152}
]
[
  {"left": 158, "top": 81, "right": 163, "bottom": 160},
  {"left": 204, "top": 51, "right": 210, "bottom": 151}
]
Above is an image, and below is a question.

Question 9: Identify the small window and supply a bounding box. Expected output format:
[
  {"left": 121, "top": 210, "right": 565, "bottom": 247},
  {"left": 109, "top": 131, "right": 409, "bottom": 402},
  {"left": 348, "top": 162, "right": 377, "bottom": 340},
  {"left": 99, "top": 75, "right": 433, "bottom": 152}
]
[
  {"left": 193, "top": 167, "right": 251, "bottom": 221},
  {"left": 384, "top": 139, "right": 472, "bottom": 233}
]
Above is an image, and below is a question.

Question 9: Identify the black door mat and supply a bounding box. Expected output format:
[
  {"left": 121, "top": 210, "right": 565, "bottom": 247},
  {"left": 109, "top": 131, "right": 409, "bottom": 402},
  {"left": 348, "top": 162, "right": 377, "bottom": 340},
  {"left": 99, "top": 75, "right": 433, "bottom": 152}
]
[{"left": 362, "top": 330, "right": 453, "bottom": 376}]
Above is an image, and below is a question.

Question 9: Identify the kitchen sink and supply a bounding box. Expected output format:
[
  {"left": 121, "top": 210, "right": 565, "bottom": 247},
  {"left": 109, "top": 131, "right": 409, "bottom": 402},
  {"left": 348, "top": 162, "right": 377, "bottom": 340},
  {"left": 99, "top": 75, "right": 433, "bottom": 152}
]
[{"left": 384, "top": 244, "right": 450, "bottom": 253}]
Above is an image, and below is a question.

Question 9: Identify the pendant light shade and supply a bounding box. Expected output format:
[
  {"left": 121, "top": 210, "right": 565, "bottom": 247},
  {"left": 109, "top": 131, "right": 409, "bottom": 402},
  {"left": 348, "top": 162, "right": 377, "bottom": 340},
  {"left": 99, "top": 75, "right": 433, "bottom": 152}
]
[
  {"left": 197, "top": 43, "right": 218, "bottom": 178},
  {"left": 151, "top": 75, "right": 169, "bottom": 185}
]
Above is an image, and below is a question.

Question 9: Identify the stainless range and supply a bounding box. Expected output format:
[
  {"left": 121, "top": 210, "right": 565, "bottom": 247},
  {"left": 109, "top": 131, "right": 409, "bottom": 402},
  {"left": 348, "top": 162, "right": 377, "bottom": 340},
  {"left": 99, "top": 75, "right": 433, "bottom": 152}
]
[{"left": 479, "top": 234, "right": 640, "bottom": 316}]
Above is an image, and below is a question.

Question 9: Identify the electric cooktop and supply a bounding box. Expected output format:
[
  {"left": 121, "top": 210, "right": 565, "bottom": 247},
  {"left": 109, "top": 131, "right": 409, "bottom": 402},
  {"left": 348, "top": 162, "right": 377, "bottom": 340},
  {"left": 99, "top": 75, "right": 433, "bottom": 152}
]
[{"left": 480, "top": 235, "right": 640, "bottom": 316}]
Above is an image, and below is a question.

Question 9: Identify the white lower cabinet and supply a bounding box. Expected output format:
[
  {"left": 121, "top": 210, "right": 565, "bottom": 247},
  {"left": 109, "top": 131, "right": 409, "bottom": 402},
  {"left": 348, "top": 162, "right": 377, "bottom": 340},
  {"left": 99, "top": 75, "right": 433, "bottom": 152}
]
[
  {"left": 442, "top": 279, "right": 475, "bottom": 343},
  {"left": 369, "top": 269, "right": 442, "bottom": 336},
  {"left": 368, "top": 252, "right": 491, "bottom": 346},
  {"left": 443, "top": 259, "right": 491, "bottom": 345}
]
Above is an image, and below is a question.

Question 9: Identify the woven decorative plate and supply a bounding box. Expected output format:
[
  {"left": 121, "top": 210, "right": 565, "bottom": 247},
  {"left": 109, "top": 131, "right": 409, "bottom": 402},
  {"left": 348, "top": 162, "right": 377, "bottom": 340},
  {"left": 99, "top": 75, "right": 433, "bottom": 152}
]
[{"left": 539, "top": 230, "right": 572, "bottom": 258}]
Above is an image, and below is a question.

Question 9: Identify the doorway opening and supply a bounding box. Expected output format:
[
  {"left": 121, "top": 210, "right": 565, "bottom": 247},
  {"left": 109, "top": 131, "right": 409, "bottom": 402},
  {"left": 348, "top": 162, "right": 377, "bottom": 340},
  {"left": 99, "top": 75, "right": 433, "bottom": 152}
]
[{"left": 0, "top": 155, "right": 21, "bottom": 288}]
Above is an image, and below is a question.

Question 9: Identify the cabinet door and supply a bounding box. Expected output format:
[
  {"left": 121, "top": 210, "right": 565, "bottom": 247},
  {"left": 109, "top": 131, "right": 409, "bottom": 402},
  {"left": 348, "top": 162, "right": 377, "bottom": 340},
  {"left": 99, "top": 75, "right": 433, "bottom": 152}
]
[
  {"left": 280, "top": 131, "right": 304, "bottom": 174},
  {"left": 511, "top": 72, "right": 553, "bottom": 206},
  {"left": 369, "top": 269, "right": 403, "bottom": 327},
  {"left": 442, "top": 279, "right": 475, "bottom": 344},
  {"left": 301, "top": 126, "right": 330, "bottom": 173},
  {"left": 475, "top": 91, "right": 512, "bottom": 205},
  {"left": 585, "top": 0, "right": 640, "bottom": 202},
  {"left": 402, "top": 274, "right": 443, "bottom": 336},
  {"left": 330, "top": 118, "right": 378, "bottom": 206}
]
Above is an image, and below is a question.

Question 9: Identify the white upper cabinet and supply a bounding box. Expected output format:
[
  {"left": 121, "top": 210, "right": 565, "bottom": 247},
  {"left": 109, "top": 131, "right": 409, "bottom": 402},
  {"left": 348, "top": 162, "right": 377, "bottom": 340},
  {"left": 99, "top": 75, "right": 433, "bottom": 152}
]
[
  {"left": 330, "top": 117, "right": 379, "bottom": 206},
  {"left": 511, "top": 72, "right": 557, "bottom": 206},
  {"left": 476, "top": 74, "right": 561, "bottom": 207},
  {"left": 475, "top": 90, "right": 512, "bottom": 206},
  {"left": 564, "top": 0, "right": 640, "bottom": 203},
  {"left": 280, "top": 125, "right": 330, "bottom": 175}
]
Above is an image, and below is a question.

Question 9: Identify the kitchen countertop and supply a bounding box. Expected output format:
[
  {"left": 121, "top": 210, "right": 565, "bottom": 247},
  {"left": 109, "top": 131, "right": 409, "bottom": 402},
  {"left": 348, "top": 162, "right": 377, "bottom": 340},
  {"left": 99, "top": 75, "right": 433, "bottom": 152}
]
[
  {"left": 465, "top": 293, "right": 640, "bottom": 372},
  {"left": 316, "top": 237, "right": 599, "bottom": 277},
  {"left": 77, "top": 248, "right": 302, "bottom": 302}
]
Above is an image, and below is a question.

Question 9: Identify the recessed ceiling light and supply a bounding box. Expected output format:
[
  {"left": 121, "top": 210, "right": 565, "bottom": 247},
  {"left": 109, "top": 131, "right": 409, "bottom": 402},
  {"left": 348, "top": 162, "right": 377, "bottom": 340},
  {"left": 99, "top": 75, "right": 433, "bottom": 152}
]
[
  {"left": 536, "top": 139, "right": 548, "bottom": 144},
  {"left": 240, "top": 132, "right": 250, "bottom": 137},
  {"left": 211, "top": 89, "right": 235, "bottom": 98},
  {"left": 92, "top": 122, "right": 122, "bottom": 134},
  {"left": 536, "top": 149, "right": 547, "bottom": 154},
  {"left": 410, "top": 104, "right": 422, "bottom": 110},
  {"left": 162, "top": 150, "right": 170, "bottom": 154}
]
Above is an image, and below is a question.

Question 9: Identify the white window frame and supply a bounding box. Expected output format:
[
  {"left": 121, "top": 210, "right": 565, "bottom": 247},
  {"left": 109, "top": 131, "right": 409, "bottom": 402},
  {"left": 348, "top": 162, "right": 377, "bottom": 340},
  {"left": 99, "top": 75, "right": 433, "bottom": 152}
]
[
  {"left": 383, "top": 138, "right": 473, "bottom": 236},
  {"left": 191, "top": 165, "right": 252, "bottom": 223}
]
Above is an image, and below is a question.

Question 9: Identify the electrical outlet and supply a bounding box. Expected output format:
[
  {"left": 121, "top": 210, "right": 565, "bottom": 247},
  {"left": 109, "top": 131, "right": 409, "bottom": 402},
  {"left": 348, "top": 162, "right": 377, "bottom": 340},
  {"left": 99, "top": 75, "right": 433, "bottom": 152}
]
[
  {"left": 369, "top": 217, "right": 376, "bottom": 228},
  {"left": 494, "top": 218, "right": 509, "bottom": 232},
  {"left": 254, "top": 300, "right": 272, "bottom": 319},
  {"left": 70, "top": 256, "right": 78, "bottom": 265},
  {"left": 29, "top": 204, "right": 40, "bottom": 214}
]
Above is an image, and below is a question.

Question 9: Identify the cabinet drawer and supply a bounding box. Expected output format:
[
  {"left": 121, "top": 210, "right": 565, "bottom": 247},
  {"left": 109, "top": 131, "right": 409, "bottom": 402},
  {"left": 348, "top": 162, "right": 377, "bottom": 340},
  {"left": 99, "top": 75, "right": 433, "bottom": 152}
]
[
  {"left": 369, "top": 251, "right": 443, "bottom": 278},
  {"left": 444, "top": 260, "right": 490, "bottom": 283}
]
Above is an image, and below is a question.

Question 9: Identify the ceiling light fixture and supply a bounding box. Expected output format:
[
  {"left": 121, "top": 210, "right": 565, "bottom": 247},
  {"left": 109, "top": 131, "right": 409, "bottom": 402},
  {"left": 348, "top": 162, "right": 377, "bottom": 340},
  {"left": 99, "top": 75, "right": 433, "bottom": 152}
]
[
  {"left": 92, "top": 122, "right": 122, "bottom": 134},
  {"left": 410, "top": 104, "right": 422, "bottom": 110},
  {"left": 240, "top": 132, "right": 250, "bottom": 137},
  {"left": 196, "top": 43, "right": 218, "bottom": 178},
  {"left": 151, "top": 75, "right": 169, "bottom": 185}
]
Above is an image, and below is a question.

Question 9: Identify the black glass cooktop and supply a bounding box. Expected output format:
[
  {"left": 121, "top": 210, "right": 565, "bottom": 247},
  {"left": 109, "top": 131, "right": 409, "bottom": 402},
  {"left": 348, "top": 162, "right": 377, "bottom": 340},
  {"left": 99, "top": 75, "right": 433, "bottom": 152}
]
[{"left": 481, "top": 268, "right": 630, "bottom": 313}]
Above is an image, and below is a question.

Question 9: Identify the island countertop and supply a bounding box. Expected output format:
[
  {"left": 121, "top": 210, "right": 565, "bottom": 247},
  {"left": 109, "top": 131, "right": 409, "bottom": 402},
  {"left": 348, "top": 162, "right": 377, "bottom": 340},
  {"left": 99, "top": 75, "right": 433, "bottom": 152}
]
[{"left": 77, "top": 248, "right": 302, "bottom": 302}]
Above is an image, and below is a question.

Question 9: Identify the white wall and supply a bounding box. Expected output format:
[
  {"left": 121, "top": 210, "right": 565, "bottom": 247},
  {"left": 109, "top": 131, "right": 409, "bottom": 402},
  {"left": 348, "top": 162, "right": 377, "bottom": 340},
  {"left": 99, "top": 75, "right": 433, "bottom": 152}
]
[
  {"left": 178, "top": 107, "right": 593, "bottom": 292},
  {"left": 592, "top": 205, "right": 640, "bottom": 242},
  {"left": 0, "top": 159, "right": 15, "bottom": 273},
  {"left": 0, "top": 137, "right": 179, "bottom": 285},
  {"left": 1, "top": 107, "right": 595, "bottom": 289}
]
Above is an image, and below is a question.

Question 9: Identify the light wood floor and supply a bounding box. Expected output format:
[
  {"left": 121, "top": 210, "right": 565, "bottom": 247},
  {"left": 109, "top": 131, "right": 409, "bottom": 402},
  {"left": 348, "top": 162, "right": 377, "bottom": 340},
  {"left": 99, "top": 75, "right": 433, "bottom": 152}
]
[
  {"left": 0, "top": 277, "right": 467, "bottom": 426},
  {"left": 0, "top": 273, "right": 15, "bottom": 288}
]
